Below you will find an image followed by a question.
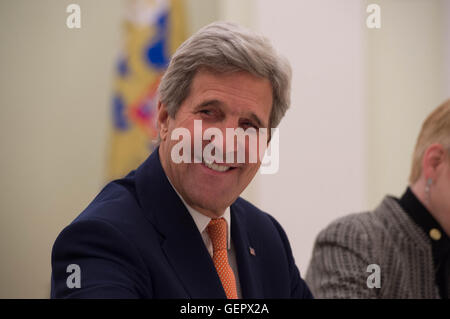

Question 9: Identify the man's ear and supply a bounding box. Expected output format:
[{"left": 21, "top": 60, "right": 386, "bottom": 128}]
[
  {"left": 422, "top": 143, "right": 446, "bottom": 180},
  {"left": 157, "top": 101, "right": 170, "bottom": 141}
]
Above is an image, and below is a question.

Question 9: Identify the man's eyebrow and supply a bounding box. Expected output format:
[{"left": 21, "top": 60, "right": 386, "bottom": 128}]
[{"left": 196, "top": 99, "right": 224, "bottom": 109}]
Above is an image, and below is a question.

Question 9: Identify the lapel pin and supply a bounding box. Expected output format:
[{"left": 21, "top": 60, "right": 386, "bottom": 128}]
[{"left": 249, "top": 246, "right": 256, "bottom": 256}]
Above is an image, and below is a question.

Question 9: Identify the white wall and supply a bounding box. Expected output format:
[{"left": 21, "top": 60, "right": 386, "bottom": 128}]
[
  {"left": 366, "top": 0, "right": 448, "bottom": 209},
  {"left": 445, "top": 0, "right": 450, "bottom": 98},
  {"left": 0, "top": 0, "right": 123, "bottom": 298},
  {"left": 185, "top": 0, "right": 219, "bottom": 34},
  {"left": 249, "top": 0, "right": 449, "bottom": 275},
  {"left": 252, "top": 0, "right": 367, "bottom": 274}
]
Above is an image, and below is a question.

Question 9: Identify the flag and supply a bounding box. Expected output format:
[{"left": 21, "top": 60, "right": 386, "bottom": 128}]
[{"left": 107, "top": 0, "right": 186, "bottom": 180}]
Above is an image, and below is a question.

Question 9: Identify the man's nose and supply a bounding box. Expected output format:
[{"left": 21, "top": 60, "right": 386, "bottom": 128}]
[
  {"left": 223, "top": 120, "right": 245, "bottom": 158},
  {"left": 203, "top": 120, "right": 242, "bottom": 163}
]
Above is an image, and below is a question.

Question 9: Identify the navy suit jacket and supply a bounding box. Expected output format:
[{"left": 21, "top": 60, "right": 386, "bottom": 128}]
[{"left": 51, "top": 149, "right": 312, "bottom": 298}]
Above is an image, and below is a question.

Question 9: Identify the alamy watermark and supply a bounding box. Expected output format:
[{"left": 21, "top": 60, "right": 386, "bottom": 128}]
[
  {"left": 169, "top": 120, "right": 279, "bottom": 174},
  {"left": 66, "top": 4, "right": 81, "bottom": 29},
  {"left": 66, "top": 4, "right": 380, "bottom": 30},
  {"left": 366, "top": 264, "right": 381, "bottom": 289},
  {"left": 366, "top": 4, "right": 381, "bottom": 29},
  {"left": 66, "top": 264, "right": 81, "bottom": 289}
]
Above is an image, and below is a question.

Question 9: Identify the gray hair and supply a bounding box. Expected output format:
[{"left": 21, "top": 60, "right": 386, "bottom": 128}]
[{"left": 158, "top": 21, "right": 292, "bottom": 129}]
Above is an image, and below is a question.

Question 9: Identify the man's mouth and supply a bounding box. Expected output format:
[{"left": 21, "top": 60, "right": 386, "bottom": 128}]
[{"left": 202, "top": 158, "right": 236, "bottom": 173}]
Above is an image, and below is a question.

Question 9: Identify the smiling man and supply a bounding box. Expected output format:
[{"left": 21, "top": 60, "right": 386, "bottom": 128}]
[{"left": 51, "top": 22, "right": 312, "bottom": 299}]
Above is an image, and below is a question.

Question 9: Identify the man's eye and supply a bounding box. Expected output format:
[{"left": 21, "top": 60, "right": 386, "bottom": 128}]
[
  {"left": 199, "top": 109, "right": 212, "bottom": 115},
  {"left": 242, "top": 122, "right": 257, "bottom": 129}
]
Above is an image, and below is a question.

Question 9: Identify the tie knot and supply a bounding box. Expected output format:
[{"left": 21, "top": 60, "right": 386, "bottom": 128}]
[{"left": 207, "top": 218, "right": 227, "bottom": 252}]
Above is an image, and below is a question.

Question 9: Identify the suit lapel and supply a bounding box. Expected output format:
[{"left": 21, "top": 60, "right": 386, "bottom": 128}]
[
  {"left": 231, "top": 202, "right": 264, "bottom": 298},
  {"left": 135, "top": 148, "right": 226, "bottom": 298},
  {"left": 160, "top": 215, "right": 226, "bottom": 299}
]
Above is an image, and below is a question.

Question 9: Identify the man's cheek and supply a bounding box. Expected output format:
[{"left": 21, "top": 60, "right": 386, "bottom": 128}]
[{"left": 241, "top": 164, "right": 259, "bottom": 180}]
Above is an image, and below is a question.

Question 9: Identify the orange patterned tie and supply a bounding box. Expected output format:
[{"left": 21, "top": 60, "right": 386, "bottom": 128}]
[{"left": 206, "top": 218, "right": 238, "bottom": 299}]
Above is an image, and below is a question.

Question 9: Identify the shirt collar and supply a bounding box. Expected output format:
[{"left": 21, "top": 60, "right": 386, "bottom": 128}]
[
  {"left": 185, "top": 204, "right": 232, "bottom": 250},
  {"left": 166, "top": 176, "right": 232, "bottom": 250}
]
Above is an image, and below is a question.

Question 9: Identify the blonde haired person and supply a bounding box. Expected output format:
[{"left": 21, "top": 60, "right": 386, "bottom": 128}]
[{"left": 306, "top": 100, "right": 450, "bottom": 299}]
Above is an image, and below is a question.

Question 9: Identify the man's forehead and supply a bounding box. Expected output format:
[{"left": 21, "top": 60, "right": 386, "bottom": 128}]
[{"left": 191, "top": 68, "right": 270, "bottom": 89}]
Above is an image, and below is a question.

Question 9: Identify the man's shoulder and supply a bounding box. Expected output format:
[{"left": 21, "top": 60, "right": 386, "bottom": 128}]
[
  {"left": 233, "top": 197, "right": 276, "bottom": 226},
  {"left": 232, "top": 197, "right": 291, "bottom": 243},
  {"left": 233, "top": 196, "right": 264, "bottom": 214},
  {"left": 54, "top": 172, "right": 160, "bottom": 259},
  {"left": 73, "top": 173, "right": 144, "bottom": 226}
]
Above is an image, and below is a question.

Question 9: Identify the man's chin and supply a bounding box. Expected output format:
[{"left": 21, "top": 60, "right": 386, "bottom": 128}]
[{"left": 187, "top": 193, "right": 235, "bottom": 216}]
